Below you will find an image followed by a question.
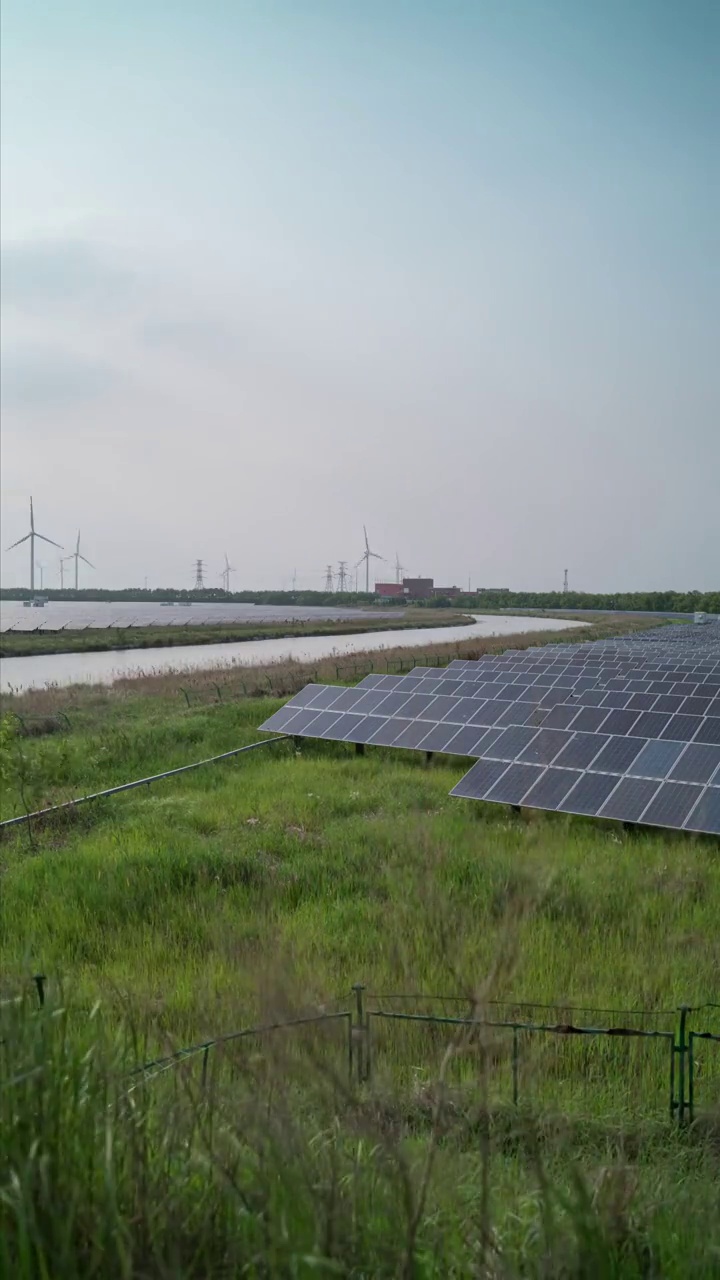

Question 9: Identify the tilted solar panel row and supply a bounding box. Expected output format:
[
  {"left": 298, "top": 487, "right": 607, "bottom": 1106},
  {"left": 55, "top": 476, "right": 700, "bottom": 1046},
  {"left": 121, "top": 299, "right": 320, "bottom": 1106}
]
[{"left": 258, "top": 623, "right": 720, "bottom": 835}]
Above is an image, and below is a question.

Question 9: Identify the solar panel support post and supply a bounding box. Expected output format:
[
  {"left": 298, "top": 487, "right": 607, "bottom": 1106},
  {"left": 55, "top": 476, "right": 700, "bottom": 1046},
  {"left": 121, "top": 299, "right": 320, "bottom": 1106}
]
[
  {"left": 355, "top": 743, "right": 365, "bottom": 757},
  {"left": 425, "top": 752, "right": 434, "bottom": 764}
]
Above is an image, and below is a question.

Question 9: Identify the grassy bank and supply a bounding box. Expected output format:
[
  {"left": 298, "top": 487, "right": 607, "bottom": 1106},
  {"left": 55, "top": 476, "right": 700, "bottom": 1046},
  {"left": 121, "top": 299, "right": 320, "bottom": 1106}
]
[
  {"left": 0, "top": 608, "right": 469, "bottom": 658},
  {"left": 2, "top": 613, "right": 717, "bottom": 1276}
]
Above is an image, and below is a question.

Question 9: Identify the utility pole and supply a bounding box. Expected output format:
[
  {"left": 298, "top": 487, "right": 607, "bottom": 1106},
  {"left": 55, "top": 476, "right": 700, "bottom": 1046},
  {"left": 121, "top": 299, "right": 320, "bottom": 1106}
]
[
  {"left": 324, "top": 564, "right": 335, "bottom": 592},
  {"left": 337, "top": 561, "right": 348, "bottom": 592},
  {"left": 194, "top": 559, "right": 206, "bottom": 590}
]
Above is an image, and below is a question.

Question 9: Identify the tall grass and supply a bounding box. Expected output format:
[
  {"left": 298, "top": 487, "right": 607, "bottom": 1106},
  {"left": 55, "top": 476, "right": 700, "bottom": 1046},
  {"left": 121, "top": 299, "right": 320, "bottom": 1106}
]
[{"left": 3, "top": 983, "right": 720, "bottom": 1277}]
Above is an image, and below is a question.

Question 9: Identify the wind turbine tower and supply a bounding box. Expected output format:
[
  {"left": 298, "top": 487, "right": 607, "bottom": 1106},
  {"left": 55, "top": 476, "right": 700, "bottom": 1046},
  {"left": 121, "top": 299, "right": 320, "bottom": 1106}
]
[
  {"left": 35, "top": 561, "right": 45, "bottom": 591},
  {"left": 5, "top": 497, "right": 62, "bottom": 592},
  {"left": 220, "top": 553, "right": 236, "bottom": 593},
  {"left": 355, "top": 525, "right": 384, "bottom": 593},
  {"left": 563, "top": 568, "right": 569, "bottom": 593},
  {"left": 65, "top": 530, "right": 95, "bottom": 590},
  {"left": 193, "top": 559, "right": 206, "bottom": 590},
  {"left": 59, "top": 558, "right": 65, "bottom": 590}
]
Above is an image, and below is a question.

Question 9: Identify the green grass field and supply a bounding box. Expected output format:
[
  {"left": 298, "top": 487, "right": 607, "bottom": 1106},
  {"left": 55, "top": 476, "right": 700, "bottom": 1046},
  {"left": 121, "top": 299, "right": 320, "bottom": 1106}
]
[{"left": 1, "top": 633, "right": 719, "bottom": 1276}]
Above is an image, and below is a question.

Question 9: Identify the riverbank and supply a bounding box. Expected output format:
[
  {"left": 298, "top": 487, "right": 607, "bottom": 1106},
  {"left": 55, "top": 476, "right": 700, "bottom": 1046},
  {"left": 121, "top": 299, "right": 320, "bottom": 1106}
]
[
  {"left": 0, "top": 614, "right": 660, "bottom": 716},
  {"left": 0, "top": 608, "right": 467, "bottom": 658},
  {"left": 0, "top": 614, "right": 592, "bottom": 695}
]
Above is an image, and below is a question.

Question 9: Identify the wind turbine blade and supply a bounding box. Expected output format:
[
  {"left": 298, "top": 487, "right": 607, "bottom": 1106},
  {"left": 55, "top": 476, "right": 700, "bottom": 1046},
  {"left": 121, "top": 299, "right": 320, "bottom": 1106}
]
[
  {"left": 370, "top": 551, "right": 384, "bottom": 560},
  {"left": 78, "top": 556, "right": 95, "bottom": 568},
  {"left": 6, "top": 533, "right": 31, "bottom": 550},
  {"left": 354, "top": 556, "right": 366, "bottom": 569},
  {"left": 30, "top": 497, "right": 35, "bottom": 531},
  {"left": 76, "top": 531, "right": 81, "bottom": 553},
  {"left": 35, "top": 534, "right": 63, "bottom": 549}
]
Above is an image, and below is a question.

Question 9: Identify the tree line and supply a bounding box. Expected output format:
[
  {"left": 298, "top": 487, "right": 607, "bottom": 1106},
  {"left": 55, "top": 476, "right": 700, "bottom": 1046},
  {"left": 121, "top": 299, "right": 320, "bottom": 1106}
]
[{"left": 1, "top": 586, "right": 717, "bottom": 613}]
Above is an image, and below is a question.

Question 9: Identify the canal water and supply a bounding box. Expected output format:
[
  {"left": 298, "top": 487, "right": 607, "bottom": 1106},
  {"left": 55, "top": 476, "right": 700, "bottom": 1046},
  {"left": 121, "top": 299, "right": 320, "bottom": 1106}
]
[{"left": 0, "top": 615, "right": 585, "bottom": 694}]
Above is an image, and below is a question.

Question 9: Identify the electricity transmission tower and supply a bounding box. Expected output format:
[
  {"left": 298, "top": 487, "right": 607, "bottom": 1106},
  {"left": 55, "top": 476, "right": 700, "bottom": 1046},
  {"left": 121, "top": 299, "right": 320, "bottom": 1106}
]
[
  {"left": 194, "top": 559, "right": 206, "bottom": 589},
  {"left": 324, "top": 564, "right": 335, "bottom": 592},
  {"left": 337, "top": 561, "right": 349, "bottom": 592}
]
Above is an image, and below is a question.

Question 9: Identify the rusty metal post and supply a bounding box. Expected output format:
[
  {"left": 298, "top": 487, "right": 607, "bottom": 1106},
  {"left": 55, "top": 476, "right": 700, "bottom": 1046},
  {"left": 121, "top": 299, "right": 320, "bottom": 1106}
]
[{"left": 352, "top": 984, "right": 366, "bottom": 1084}]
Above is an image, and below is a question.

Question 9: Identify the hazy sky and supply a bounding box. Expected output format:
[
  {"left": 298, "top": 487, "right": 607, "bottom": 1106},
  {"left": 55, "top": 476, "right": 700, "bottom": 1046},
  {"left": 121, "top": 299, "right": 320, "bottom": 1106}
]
[{"left": 1, "top": 1, "right": 718, "bottom": 592}]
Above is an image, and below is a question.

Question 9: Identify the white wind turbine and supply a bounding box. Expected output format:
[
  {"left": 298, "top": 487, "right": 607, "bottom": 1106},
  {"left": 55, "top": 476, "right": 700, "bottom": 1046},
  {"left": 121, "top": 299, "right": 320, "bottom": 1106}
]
[
  {"left": 355, "top": 525, "right": 384, "bottom": 593},
  {"left": 220, "top": 552, "right": 236, "bottom": 593},
  {"left": 65, "top": 530, "right": 95, "bottom": 590},
  {"left": 6, "top": 497, "right": 62, "bottom": 592}
]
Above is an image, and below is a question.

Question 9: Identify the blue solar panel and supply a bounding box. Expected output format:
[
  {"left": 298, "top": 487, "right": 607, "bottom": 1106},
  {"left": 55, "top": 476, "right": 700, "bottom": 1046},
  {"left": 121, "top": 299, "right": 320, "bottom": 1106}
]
[{"left": 259, "top": 623, "right": 720, "bottom": 835}]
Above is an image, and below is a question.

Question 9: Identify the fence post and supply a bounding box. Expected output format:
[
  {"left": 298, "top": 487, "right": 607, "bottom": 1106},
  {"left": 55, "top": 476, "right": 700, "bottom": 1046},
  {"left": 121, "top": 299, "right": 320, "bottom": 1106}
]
[
  {"left": 688, "top": 1033, "right": 695, "bottom": 1123},
  {"left": 352, "top": 984, "right": 367, "bottom": 1084},
  {"left": 33, "top": 974, "right": 46, "bottom": 1007},
  {"left": 512, "top": 1026, "right": 519, "bottom": 1106},
  {"left": 201, "top": 1045, "right": 210, "bottom": 1088},
  {"left": 676, "top": 1005, "right": 690, "bottom": 1125}
]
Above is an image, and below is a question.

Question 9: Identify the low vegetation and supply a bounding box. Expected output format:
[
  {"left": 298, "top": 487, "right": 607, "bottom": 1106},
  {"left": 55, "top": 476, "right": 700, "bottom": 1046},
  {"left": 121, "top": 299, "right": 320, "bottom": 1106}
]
[{"left": 1, "top": 617, "right": 718, "bottom": 1276}]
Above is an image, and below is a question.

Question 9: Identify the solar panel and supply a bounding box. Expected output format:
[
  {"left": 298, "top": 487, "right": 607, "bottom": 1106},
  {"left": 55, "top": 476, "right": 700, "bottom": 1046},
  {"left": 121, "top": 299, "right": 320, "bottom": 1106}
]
[
  {"left": 259, "top": 622, "right": 720, "bottom": 835},
  {"left": 684, "top": 787, "right": 720, "bottom": 835}
]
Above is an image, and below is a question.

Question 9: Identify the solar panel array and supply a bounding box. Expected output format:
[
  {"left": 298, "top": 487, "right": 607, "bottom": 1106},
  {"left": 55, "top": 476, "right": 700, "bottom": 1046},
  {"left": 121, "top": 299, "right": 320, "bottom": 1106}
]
[{"left": 259, "top": 624, "right": 720, "bottom": 835}]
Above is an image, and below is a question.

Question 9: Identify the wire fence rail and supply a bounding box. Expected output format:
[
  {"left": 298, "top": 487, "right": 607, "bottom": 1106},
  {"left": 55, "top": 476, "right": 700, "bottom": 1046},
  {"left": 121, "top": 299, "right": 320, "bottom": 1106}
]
[
  {"left": 0, "top": 735, "right": 288, "bottom": 832},
  {"left": 9, "top": 978, "right": 718, "bottom": 1126}
]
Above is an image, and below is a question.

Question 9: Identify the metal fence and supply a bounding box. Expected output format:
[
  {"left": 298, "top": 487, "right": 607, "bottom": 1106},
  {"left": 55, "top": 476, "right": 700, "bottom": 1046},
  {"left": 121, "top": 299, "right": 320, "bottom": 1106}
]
[{"left": 14, "top": 977, "right": 718, "bottom": 1125}]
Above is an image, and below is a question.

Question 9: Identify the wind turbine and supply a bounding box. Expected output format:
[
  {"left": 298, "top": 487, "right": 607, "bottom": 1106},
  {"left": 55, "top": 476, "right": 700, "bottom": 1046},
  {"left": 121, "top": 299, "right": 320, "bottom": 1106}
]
[
  {"left": 220, "top": 552, "right": 236, "bottom": 593},
  {"left": 355, "top": 525, "right": 384, "bottom": 593},
  {"left": 65, "top": 530, "right": 95, "bottom": 590},
  {"left": 5, "top": 497, "right": 62, "bottom": 592}
]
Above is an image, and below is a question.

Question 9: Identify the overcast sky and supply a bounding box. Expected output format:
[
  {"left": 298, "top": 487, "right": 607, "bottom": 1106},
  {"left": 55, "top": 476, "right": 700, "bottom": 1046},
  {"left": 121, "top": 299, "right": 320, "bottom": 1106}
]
[{"left": 1, "top": 1, "right": 718, "bottom": 592}]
